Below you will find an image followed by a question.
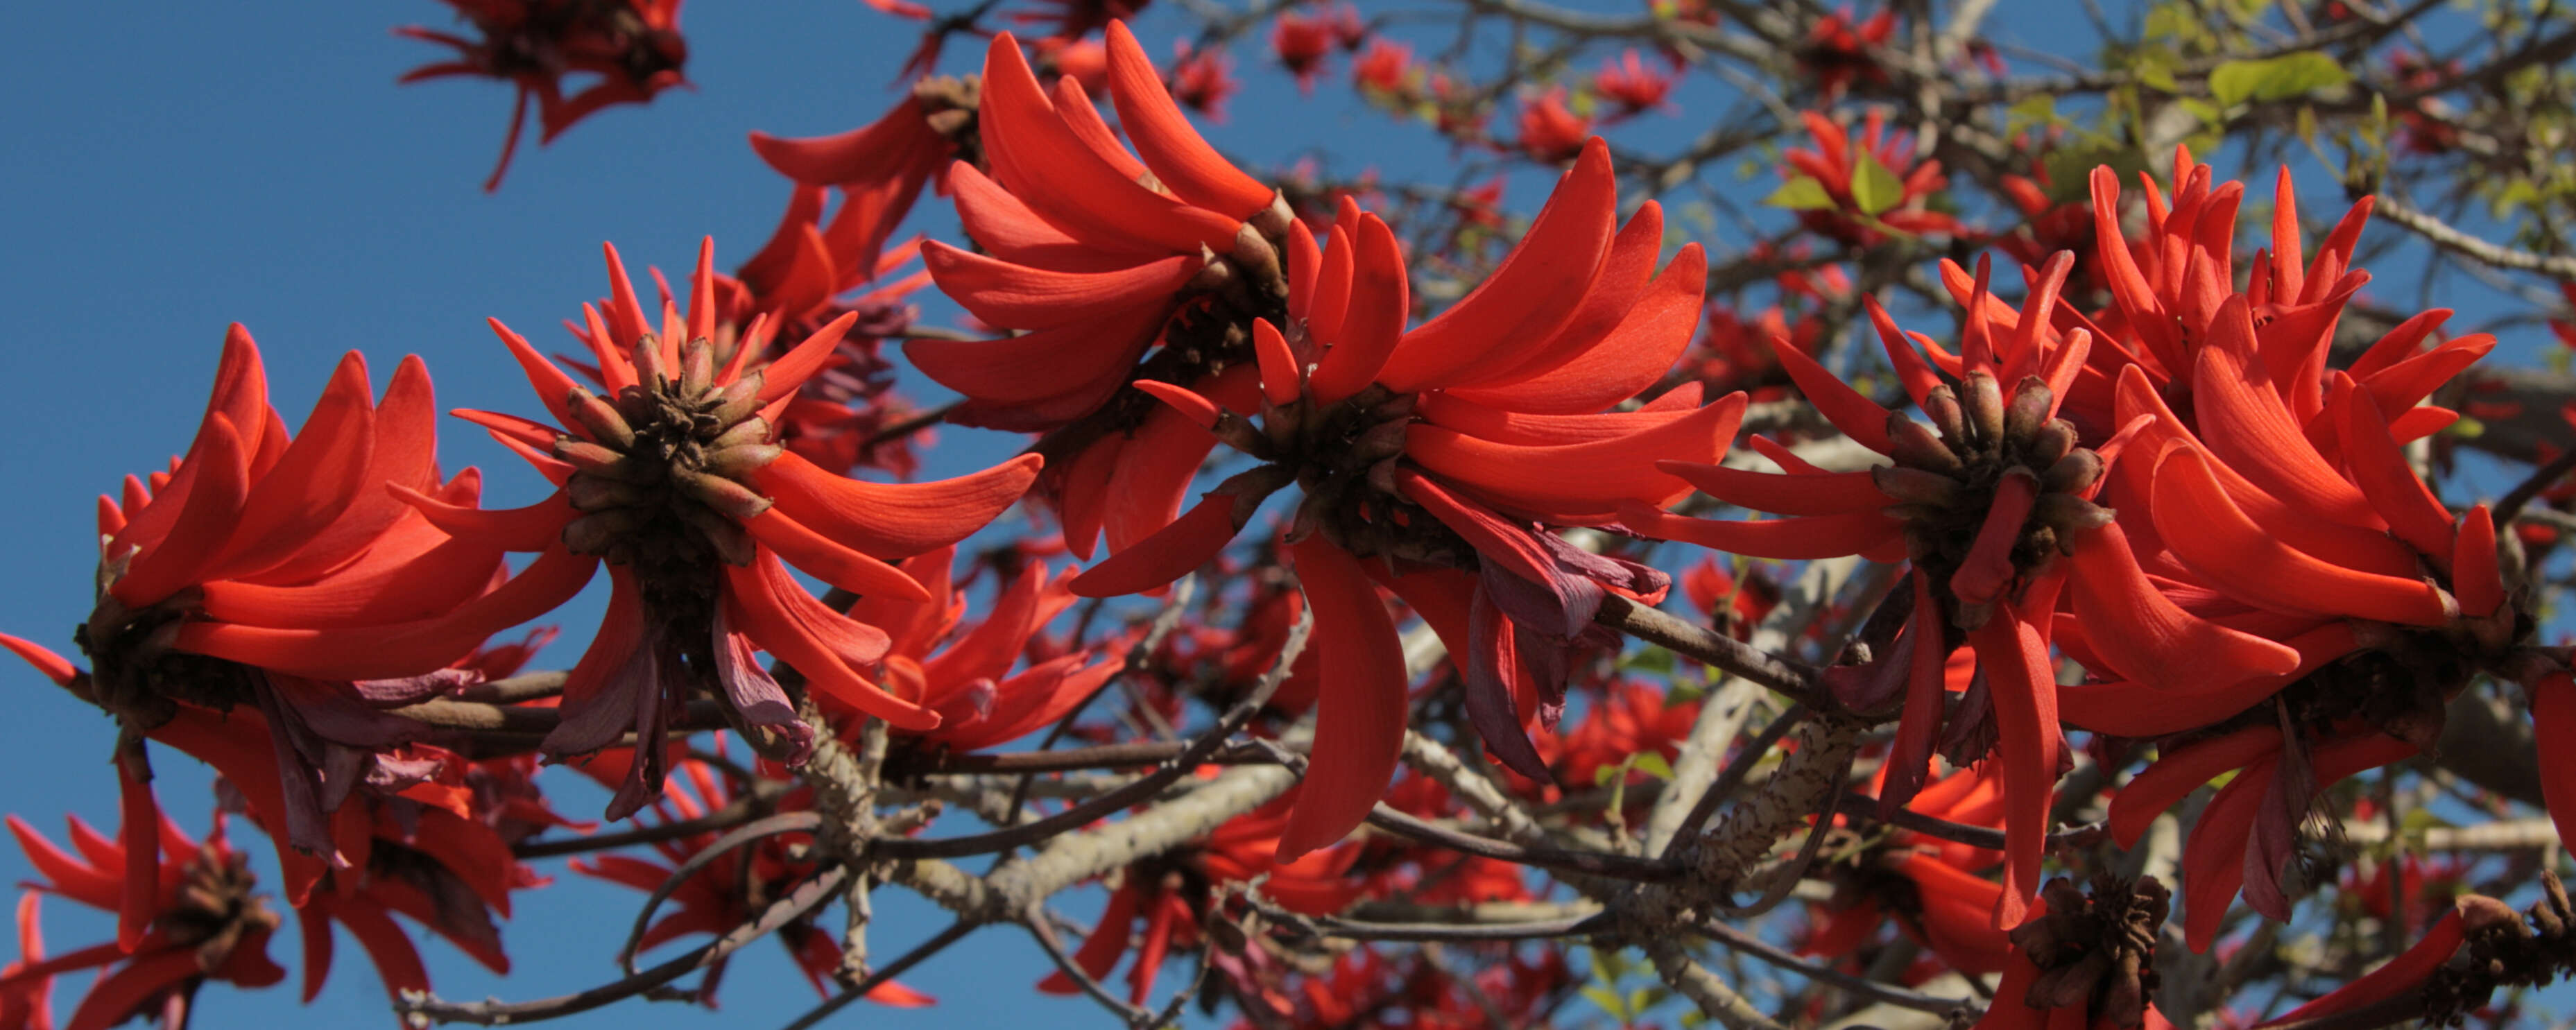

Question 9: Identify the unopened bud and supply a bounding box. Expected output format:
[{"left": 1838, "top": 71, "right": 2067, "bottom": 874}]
[
  {"left": 1872, "top": 466, "right": 1961, "bottom": 506},
  {"left": 2004, "top": 375, "right": 2053, "bottom": 443},
  {"left": 631, "top": 333, "right": 669, "bottom": 389},
  {"left": 673, "top": 469, "right": 773, "bottom": 520},
  {"left": 701, "top": 444, "right": 783, "bottom": 478},
  {"left": 1887, "top": 415, "right": 1964, "bottom": 474},
  {"left": 555, "top": 438, "right": 655, "bottom": 483},
  {"left": 707, "top": 372, "right": 769, "bottom": 426},
  {"left": 566, "top": 386, "right": 637, "bottom": 450},
  {"left": 567, "top": 476, "right": 649, "bottom": 512},
  {"left": 2027, "top": 419, "right": 2079, "bottom": 469},
  {"left": 1921, "top": 385, "right": 1968, "bottom": 443},
  {"left": 680, "top": 337, "right": 716, "bottom": 397},
  {"left": 674, "top": 501, "right": 759, "bottom": 566},
  {"left": 2042, "top": 449, "right": 2105, "bottom": 495},
  {"left": 1962, "top": 370, "right": 2005, "bottom": 447}
]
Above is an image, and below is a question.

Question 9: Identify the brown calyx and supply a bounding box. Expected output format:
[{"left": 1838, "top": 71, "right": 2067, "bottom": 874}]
[
  {"left": 162, "top": 841, "right": 280, "bottom": 977},
  {"left": 1873, "top": 370, "right": 2109, "bottom": 630},
  {"left": 2009, "top": 874, "right": 2169, "bottom": 1029},
  {"left": 557, "top": 334, "right": 782, "bottom": 668},
  {"left": 2420, "top": 876, "right": 2576, "bottom": 1023},
  {"left": 76, "top": 590, "right": 259, "bottom": 732}
]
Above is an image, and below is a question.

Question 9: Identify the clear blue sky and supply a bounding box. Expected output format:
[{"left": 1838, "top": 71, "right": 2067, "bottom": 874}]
[{"left": 0, "top": 1, "right": 2559, "bottom": 1028}]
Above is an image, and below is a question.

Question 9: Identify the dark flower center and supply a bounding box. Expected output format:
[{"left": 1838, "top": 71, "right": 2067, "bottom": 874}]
[{"left": 1874, "top": 370, "right": 2108, "bottom": 631}]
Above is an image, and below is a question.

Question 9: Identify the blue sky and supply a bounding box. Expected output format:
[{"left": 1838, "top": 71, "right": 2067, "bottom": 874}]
[{"left": 0, "top": 1, "right": 2562, "bottom": 1028}]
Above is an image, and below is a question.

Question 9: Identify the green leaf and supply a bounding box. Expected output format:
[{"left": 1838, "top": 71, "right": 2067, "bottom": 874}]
[
  {"left": 1583, "top": 986, "right": 1629, "bottom": 1020},
  {"left": 1850, "top": 153, "right": 1905, "bottom": 216},
  {"left": 1632, "top": 753, "right": 1675, "bottom": 781},
  {"left": 2208, "top": 51, "right": 2349, "bottom": 106},
  {"left": 1762, "top": 176, "right": 1837, "bottom": 211}
]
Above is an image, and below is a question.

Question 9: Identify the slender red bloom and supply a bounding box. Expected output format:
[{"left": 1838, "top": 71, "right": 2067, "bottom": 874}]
[
  {"left": 1592, "top": 49, "right": 1678, "bottom": 117},
  {"left": 909, "top": 25, "right": 1288, "bottom": 442},
  {"left": 1514, "top": 87, "right": 1592, "bottom": 163},
  {"left": 848, "top": 546, "right": 1118, "bottom": 752},
  {"left": 2, "top": 801, "right": 286, "bottom": 1030},
  {"left": 1798, "top": 5, "right": 1898, "bottom": 97},
  {"left": 574, "top": 757, "right": 932, "bottom": 1008},
  {"left": 1779, "top": 109, "right": 1961, "bottom": 246},
  {"left": 428, "top": 239, "right": 1039, "bottom": 817},
  {"left": 397, "top": 0, "right": 690, "bottom": 191},
  {"left": 1038, "top": 790, "right": 1361, "bottom": 1005},
  {"left": 1627, "top": 252, "right": 2290, "bottom": 926},
  {"left": 1067, "top": 138, "right": 1724, "bottom": 858},
  {"left": 748, "top": 76, "right": 975, "bottom": 305},
  {"left": 1805, "top": 764, "right": 2016, "bottom": 980},
  {"left": 2107, "top": 726, "right": 2419, "bottom": 952}
]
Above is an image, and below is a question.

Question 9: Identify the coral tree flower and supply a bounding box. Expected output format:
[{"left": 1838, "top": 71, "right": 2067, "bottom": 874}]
[
  {"left": 2107, "top": 726, "right": 2417, "bottom": 952},
  {"left": 2, "top": 803, "right": 285, "bottom": 1030},
  {"left": 1514, "top": 87, "right": 1592, "bottom": 163},
  {"left": 1806, "top": 764, "right": 2014, "bottom": 977},
  {"left": 748, "top": 74, "right": 979, "bottom": 302},
  {"left": 1592, "top": 49, "right": 1678, "bottom": 118},
  {"left": 849, "top": 545, "right": 1117, "bottom": 752},
  {"left": 398, "top": 0, "right": 691, "bottom": 191},
  {"left": 1978, "top": 876, "right": 2179, "bottom": 1030},
  {"left": 406, "top": 240, "right": 1039, "bottom": 818},
  {"left": 1066, "top": 138, "right": 1723, "bottom": 859},
  {"left": 1624, "top": 252, "right": 2294, "bottom": 926},
  {"left": 907, "top": 24, "right": 1289, "bottom": 430},
  {"left": 575, "top": 757, "right": 932, "bottom": 1008},
  {"left": 1038, "top": 791, "right": 1361, "bottom": 1006},
  {"left": 1779, "top": 110, "right": 1960, "bottom": 246},
  {"left": 1798, "top": 5, "right": 1898, "bottom": 97},
  {"left": 909, "top": 24, "right": 1296, "bottom": 567}
]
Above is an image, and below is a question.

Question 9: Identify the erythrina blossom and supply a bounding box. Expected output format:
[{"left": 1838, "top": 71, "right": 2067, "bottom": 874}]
[
  {"left": 575, "top": 757, "right": 934, "bottom": 1008},
  {"left": 1798, "top": 5, "right": 1897, "bottom": 98},
  {"left": 19, "top": 327, "right": 547, "bottom": 945},
  {"left": 1038, "top": 789, "right": 1361, "bottom": 1006},
  {"left": 397, "top": 0, "right": 690, "bottom": 191},
  {"left": 1169, "top": 40, "right": 1240, "bottom": 119},
  {"left": 1066, "top": 139, "right": 1723, "bottom": 858},
  {"left": 2106, "top": 726, "right": 2419, "bottom": 952},
  {"left": 1806, "top": 764, "right": 2013, "bottom": 978},
  {"left": 909, "top": 24, "right": 1293, "bottom": 565},
  {"left": 748, "top": 75, "right": 977, "bottom": 301},
  {"left": 2040, "top": 148, "right": 2491, "bottom": 443},
  {"left": 1, "top": 803, "right": 285, "bottom": 1030},
  {"left": 1514, "top": 87, "right": 1592, "bottom": 163},
  {"left": 0, "top": 644, "right": 529, "bottom": 1008},
  {"left": 1350, "top": 38, "right": 1415, "bottom": 99},
  {"left": 847, "top": 545, "right": 1116, "bottom": 752},
  {"left": 1624, "top": 252, "right": 2298, "bottom": 926},
  {"left": 1269, "top": 7, "right": 1351, "bottom": 92},
  {"left": 1034, "top": 35, "right": 1111, "bottom": 95},
  {"left": 372, "top": 239, "right": 1040, "bottom": 818},
  {"left": 1977, "top": 876, "right": 2179, "bottom": 1030},
  {"left": 1013, "top": 0, "right": 1147, "bottom": 40},
  {"left": 1593, "top": 49, "right": 1678, "bottom": 117},
  {"left": 1780, "top": 109, "right": 1961, "bottom": 246}
]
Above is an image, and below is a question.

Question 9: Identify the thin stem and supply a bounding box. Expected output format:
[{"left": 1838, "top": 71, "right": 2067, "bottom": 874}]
[
  {"left": 1593, "top": 594, "right": 1828, "bottom": 708},
  {"left": 1364, "top": 805, "right": 1681, "bottom": 882}
]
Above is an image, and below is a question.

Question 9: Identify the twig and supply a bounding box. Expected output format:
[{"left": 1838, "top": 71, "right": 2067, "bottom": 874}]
[
  {"left": 1363, "top": 805, "right": 1682, "bottom": 882},
  {"left": 777, "top": 918, "right": 979, "bottom": 1030},
  {"left": 1306, "top": 911, "right": 1609, "bottom": 942},
  {"left": 615, "top": 812, "right": 825, "bottom": 976},
  {"left": 1694, "top": 918, "right": 1973, "bottom": 1017},
  {"left": 1593, "top": 594, "right": 1828, "bottom": 708},
  {"left": 1643, "top": 936, "right": 1793, "bottom": 1030},
  {"left": 401, "top": 864, "right": 849, "bottom": 1024},
  {"left": 511, "top": 800, "right": 768, "bottom": 859}
]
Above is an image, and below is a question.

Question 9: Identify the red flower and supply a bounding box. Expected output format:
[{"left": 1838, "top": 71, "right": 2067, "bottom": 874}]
[
  {"left": 1169, "top": 40, "right": 1240, "bottom": 120},
  {"left": 1593, "top": 49, "right": 1678, "bottom": 117},
  {"left": 909, "top": 24, "right": 1283, "bottom": 440},
  {"left": 1012, "top": 0, "right": 1146, "bottom": 41},
  {"left": 749, "top": 77, "right": 972, "bottom": 307},
  {"left": 1547, "top": 679, "right": 1699, "bottom": 789},
  {"left": 849, "top": 546, "right": 1117, "bottom": 752},
  {"left": 1067, "top": 139, "right": 1724, "bottom": 857},
  {"left": 2108, "top": 726, "right": 2419, "bottom": 951},
  {"left": 384, "top": 239, "right": 1038, "bottom": 817},
  {"left": 397, "top": 0, "right": 690, "bottom": 191},
  {"left": 1626, "top": 252, "right": 2296, "bottom": 926},
  {"left": 1034, "top": 35, "right": 1110, "bottom": 94},
  {"left": 576, "top": 758, "right": 932, "bottom": 1008},
  {"left": 1039, "top": 791, "right": 1361, "bottom": 1005},
  {"left": 1780, "top": 109, "right": 1961, "bottom": 246},
  {"left": 1798, "top": 5, "right": 1896, "bottom": 97},
  {"left": 2059, "top": 148, "right": 2491, "bottom": 443},
  {"left": 1350, "top": 39, "right": 1415, "bottom": 98},
  {"left": 1270, "top": 6, "right": 1355, "bottom": 92},
  {"left": 1977, "top": 877, "right": 2179, "bottom": 1029},
  {"left": 1514, "top": 87, "right": 1592, "bottom": 163},
  {"left": 1, "top": 802, "right": 285, "bottom": 1030}
]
